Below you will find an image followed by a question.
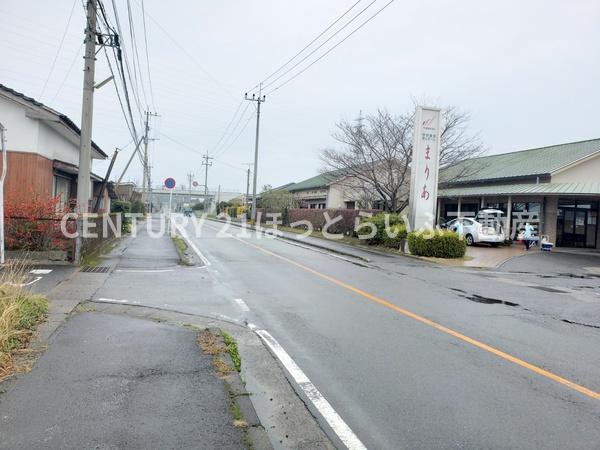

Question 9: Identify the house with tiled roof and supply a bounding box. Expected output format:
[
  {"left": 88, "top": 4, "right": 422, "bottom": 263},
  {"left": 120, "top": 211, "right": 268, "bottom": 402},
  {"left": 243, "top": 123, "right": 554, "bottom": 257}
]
[
  {"left": 438, "top": 138, "right": 600, "bottom": 248},
  {"left": 0, "top": 83, "right": 109, "bottom": 211}
]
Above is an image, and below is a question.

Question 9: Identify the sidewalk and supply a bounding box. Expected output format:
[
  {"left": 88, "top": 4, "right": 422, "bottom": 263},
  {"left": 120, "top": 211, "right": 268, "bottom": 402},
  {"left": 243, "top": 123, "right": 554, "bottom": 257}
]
[
  {"left": 0, "top": 215, "right": 332, "bottom": 449},
  {"left": 0, "top": 312, "right": 247, "bottom": 449}
]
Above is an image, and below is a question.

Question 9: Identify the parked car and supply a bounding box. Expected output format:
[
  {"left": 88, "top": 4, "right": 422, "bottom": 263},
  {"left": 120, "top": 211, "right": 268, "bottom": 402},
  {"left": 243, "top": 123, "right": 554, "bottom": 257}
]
[
  {"left": 445, "top": 212, "right": 505, "bottom": 246},
  {"left": 183, "top": 207, "right": 193, "bottom": 217}
]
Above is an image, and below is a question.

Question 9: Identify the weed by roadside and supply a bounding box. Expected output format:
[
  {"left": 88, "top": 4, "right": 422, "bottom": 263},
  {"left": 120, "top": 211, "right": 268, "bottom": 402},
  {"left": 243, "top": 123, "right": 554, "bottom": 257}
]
[
  {"left": 221, "top": 330, "right": 241, "bottom": 372},
  {"left": 172, "top": 235, "right": 187, "bottom": 253},
  {"left": 197, "top": 329, "right": 253, "bottom": 449},
  {"left": 0, "top": 263, "right": 48, "bottom": 380},
  {"left": 171, "top": 235, "right": 194, "bottom": 266}
]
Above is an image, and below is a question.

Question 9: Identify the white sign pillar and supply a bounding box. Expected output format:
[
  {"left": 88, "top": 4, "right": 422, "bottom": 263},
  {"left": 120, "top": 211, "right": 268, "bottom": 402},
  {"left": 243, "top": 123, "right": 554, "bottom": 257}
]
[
  {"left": 409, "top": 106, "right": 441, "bottom": 231},
  {"left": 0, "top": 123, "right": 7, "bottom": 264}
]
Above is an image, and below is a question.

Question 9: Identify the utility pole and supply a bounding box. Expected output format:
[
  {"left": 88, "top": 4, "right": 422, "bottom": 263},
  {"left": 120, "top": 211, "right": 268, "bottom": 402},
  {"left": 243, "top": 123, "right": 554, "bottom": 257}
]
[
  {"left": 187, "top": 172, "right": 194, "bottom": 205},
  {"left": 243, "top": 163, "right": 252, "bottom": 211},
  {"left": 216, "top": 184, "right": 221, "bottom": 213},
  {"left": 245, "top": 84, "right": 265, "bottom": 222},
  {"left": 74, "top": 0, "right": 98, "bottom": 264},
  {"left": 202, "top": 152, "right": 213, "bottom": 214},
  {"left": 140, "top": 111, "right": 159, "bottom": 213}
]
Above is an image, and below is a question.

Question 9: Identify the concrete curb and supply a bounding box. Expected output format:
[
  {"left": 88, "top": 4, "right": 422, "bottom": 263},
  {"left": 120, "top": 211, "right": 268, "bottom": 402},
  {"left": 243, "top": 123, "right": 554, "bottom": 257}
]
[
  {"left": 83, "top": 301, "right": 334, "bottom": 449},
  {"left": 170, "top": 233, "right": 195, "bottom": 266}
]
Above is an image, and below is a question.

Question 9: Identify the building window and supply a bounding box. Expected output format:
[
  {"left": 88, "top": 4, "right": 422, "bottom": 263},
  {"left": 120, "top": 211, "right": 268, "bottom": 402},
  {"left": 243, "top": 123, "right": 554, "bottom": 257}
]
[
  {"left": 52, "top": 175, "right": 70, "bottom": 211},
  {"left": 345, "top": 201, "right": 356, "bottom": 209}
]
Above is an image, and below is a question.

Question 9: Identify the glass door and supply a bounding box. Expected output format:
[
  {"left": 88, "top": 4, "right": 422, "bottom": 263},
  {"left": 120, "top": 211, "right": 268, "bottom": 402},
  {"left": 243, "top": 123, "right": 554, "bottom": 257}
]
[{"left": 556, "top": 200, "right": 599, "bottom": 248}]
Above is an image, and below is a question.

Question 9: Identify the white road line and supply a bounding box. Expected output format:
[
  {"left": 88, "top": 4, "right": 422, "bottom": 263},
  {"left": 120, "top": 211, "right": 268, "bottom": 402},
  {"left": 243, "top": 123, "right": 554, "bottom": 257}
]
[
  {"left": 20, "top": 276, "right": 42, "bottom": 287},
  {"left": 172, "top": 219, "right": 211, "bottom": 266},
  {"left": 255, "top": 329, "right": 367, "bottom": 450},
  {"left": 233, "top": 298, "right": 250, "bottom": 312},
  {"left": 96, "top": 297, "right": 141, "bottom": 305},
  {"left": 116, "top": 269, "right": 175, "bottom": 273},
  {"left": 29, "top": 269, "right": 52, "bottom": 274}
]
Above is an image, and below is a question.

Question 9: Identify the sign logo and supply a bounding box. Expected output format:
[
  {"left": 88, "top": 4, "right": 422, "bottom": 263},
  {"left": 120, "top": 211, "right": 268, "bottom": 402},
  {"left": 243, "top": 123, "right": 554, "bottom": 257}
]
[{"left": 409, "top": 106, "right": 441, "bottom": 231}]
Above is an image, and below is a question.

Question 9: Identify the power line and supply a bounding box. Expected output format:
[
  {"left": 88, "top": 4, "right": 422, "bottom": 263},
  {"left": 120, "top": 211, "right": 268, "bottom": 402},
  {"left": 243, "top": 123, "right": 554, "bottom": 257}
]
[
  {"left": 210, "top": 99, "right": 244, "bottom": 152},
  {"left": 260, "top": 0, "right": 378, "bottom": 93},
  {"left": 161, "top": 132, "right": 247, "bottom": 173},
  {"left": 265, "top": 0, "right": 395, "bottom": 96},
  {"left": 249, "top": 0, "right": 362, "bottom": 93},
  {"left": 212, "top": 102, "right": 253, "bottom": 158},
  {"left": 110, "top": 0, "right": 144, "bottom": 123},
  {"left": 126, "top": 0, "right": 149, "bottom": 108},
  {"left": 140, "top": 0, "right": 156, "bottom": 110},
  {"left": 49, "top": 43, "right": 84, "bottom": 105},
  {"left": 213, "top": 110, "right": 254, "bottom": 159},
  {"left": 132, "top": 0, "right": 236, "bottom": 101},
  {"left": 39, "top": 0, "right": 78, "bottom": 100}
]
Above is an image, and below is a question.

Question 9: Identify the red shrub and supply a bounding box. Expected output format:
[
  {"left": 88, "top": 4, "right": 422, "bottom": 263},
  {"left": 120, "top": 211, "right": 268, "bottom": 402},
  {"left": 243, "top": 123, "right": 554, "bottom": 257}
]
[{"left": 4, "top": 193, "right": 75, "bottom": 251}]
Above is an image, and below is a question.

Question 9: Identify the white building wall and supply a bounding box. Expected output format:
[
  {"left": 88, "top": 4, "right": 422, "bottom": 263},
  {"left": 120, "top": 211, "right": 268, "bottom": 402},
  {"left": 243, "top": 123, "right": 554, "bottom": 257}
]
[
  {"left": 551, "top": 153, "right": 600, "bottom": 183},
  {"left": 38, "top": 121, "right": 81, "bottom": 166},
  {"left": 0, "top": 96, "right": 39, "bottom": 152},
  {"left": 326, "top": 184, "right": 345, "bottom": 208}
]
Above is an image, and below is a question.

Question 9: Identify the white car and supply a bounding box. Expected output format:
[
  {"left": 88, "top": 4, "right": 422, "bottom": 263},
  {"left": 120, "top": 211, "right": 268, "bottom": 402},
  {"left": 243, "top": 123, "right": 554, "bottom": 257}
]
[{"left": 445, "top": 215, "right": 505, "bottom": 246}]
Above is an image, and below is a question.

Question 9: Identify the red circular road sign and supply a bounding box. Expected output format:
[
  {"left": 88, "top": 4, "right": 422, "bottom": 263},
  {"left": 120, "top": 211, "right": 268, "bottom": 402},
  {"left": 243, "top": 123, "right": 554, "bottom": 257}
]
[
  {"left": 192, "top": 181, "right": 198, "bottom": 187},
  {"left": 164, "top": 177, "right": 176, "bottom": 189}
]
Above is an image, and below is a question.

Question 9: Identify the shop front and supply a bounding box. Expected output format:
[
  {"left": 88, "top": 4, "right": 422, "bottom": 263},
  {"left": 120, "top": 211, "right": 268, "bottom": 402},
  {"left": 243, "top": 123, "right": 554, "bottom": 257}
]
[{"left": 556, "top": 200, "right": 598, "bottom": 248}]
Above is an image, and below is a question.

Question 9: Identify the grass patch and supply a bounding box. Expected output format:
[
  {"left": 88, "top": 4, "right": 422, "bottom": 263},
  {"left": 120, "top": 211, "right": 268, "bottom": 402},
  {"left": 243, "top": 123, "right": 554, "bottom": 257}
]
[
  {"left": 221, "top": 330, "right": 241, "bottom": 372},
  {"left": 0, "top": 263, "right": 48, "bottom": 380},
  {"left": 172, "top": 235, "right": 188, "bottom": 253}
]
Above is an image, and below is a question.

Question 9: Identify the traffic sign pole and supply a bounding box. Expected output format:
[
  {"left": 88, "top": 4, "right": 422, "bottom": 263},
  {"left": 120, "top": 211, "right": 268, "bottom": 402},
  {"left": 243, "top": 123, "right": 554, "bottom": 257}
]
[{"left": 164, "top": 178, "right": 176, "bottom": 233}]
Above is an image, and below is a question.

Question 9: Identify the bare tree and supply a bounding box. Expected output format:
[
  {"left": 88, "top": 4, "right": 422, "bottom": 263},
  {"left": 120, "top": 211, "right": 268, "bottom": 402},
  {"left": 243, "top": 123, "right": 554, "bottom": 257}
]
[{"left": 320, "top": 106, "right": 485, "bottom": 212}]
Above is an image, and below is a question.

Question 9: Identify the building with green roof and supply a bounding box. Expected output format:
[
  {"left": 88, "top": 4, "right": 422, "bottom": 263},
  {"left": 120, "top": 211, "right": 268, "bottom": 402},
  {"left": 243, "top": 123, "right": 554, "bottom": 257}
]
[{"left": 438, "top": 138, "right": 600, "bottom": 248}]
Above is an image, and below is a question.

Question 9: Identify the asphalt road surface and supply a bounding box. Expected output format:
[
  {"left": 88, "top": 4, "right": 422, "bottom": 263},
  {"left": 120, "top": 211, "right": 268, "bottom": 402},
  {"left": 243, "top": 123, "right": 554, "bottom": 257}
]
[
  {"left": 93, "top": 217, "right": 600, "bottom": 449},
  {"left": 0, "top": 313, "right": 245, "bottom": 449}
]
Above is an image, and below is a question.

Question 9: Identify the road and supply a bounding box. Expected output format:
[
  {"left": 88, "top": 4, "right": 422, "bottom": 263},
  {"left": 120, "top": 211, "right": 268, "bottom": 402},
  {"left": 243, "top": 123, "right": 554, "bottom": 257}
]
[{"left": 93, "top": 217, "right": 600, "bottom": 449}]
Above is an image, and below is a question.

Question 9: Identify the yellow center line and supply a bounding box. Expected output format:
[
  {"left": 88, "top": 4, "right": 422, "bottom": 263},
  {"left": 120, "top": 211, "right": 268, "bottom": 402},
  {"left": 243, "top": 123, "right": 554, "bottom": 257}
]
[{"left": 212, "top": 224, "right": 600, "bottom": 401}]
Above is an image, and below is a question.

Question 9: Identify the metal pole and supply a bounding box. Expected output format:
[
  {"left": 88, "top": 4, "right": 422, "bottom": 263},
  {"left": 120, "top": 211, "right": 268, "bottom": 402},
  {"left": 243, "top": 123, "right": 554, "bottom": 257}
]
[
  {"left": 245, "top": 85, "right": 265, "bottom": 222},
  {"left": 115, "top": 136, "right": 144, "bottom": 187},
  {"left": 141, "top": 111, "right": 149, "bottom": 208},
  {"left": 93, "top": 147, "right": 118, "bottom": 212},
  {"left": 202, "top": 152, "right": 213, "bottom": 214},
  {"left": 204, "top": 158, "right": 208, "bottom": 212},
  {"left": 74, "top": 0, "right": 98, "bottom": 264},
  {"left": 0, "top": 123, "right": 7, "bottom": 265},
  {"left": 246, "top": 167, "right": 251, "bottom": 209}
]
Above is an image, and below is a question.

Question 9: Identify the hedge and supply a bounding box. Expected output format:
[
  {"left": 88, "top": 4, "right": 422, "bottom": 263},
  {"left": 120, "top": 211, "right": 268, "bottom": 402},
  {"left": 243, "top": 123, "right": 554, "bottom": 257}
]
[
  {"left": 407, "top": 230, "right": 466, "bottom": 258},
  {"left": 382, "top": 223, "right": 408, "bottom": 248},
  {"left": 110, "top": 200, "right": 131, "bottom": 232},
  {"left": 287, "top": 208, "right": 379, "bottom": 234},
  {"left": 357, "top": 213, "right": 406, "bottom": 245}
]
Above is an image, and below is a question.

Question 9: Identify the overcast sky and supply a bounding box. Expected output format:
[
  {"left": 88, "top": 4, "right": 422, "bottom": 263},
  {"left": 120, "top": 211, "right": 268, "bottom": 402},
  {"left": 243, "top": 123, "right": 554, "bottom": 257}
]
[{"left": 1, "top": 0, "right": 599, "bottom": 194}]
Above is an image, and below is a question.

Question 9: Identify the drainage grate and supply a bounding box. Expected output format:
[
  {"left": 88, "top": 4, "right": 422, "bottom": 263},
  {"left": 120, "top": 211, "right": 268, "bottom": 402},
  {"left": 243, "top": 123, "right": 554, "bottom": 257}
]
[{"left": 81, "top": 266, "right": 111, "bottom": 273}]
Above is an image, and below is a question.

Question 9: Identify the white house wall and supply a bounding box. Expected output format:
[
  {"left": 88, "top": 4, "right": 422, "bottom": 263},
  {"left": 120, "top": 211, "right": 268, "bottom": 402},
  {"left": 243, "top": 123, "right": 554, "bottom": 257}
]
[
  {"left": 38, "top": 120, "right": 81, "bottom": 166},
  {"left": 0, "top": 95, "right": 39, "bottom": 152}
]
